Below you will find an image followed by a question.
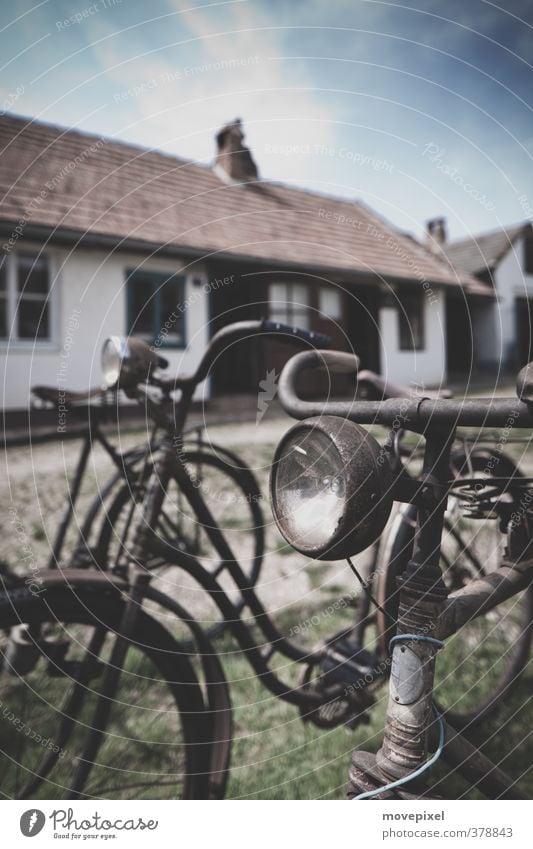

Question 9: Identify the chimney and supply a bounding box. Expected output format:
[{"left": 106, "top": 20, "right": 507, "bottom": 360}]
[
  {"left": 426, "top": 217, "right": 447, "bottom": 251},
  {"left": 214, "top": 119, "right": 258, "bottom": 184}
]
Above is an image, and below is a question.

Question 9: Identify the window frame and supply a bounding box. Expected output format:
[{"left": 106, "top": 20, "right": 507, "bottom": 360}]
[
  {"left": 126, "top": 268, "right": 187, "bottom": 349},
  {"left": 268, "top": 281, "right": 311, "bottom": 329},
  {"left": 397, "top": 289, "right": 425, "bottom": 352},
  {"left": 0, "top": 250, "right": 57, "bottom": 349}
]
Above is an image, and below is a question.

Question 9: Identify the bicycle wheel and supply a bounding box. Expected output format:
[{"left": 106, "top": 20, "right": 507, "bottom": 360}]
[
  {"left": 0, "top": 582, "right": 209, "bottom": 799},
  {"left": 70, "top": 435, "right": 223, "bottom": 567},
  {"left": 93, "top": 447, "right": 264, "bottom": 636},
  {"left": 377, "top": 449, "right": 533, "bottom": 728}
]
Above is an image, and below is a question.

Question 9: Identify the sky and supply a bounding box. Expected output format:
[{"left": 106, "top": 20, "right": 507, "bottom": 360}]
[{"left": 1, "top": 0, "right": 532, "bottom": 241}]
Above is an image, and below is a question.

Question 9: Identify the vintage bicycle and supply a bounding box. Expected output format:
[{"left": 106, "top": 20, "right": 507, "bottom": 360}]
[
  {"left": 270, "top": 349, "right": 533, "bottom": 799},
  {"left": 0, "top": 329, "right": 530, "bottom": 799}
]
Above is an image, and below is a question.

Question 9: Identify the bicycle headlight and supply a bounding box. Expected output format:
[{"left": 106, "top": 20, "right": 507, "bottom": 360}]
[
  {"left": 270, "top": 416, "right": 393, "bottom": 560},
  {"left": 101, "top": 336, "right": 168, "bottom": 389},
  {"left": 101, "top": 336, "right": 130, "bottom": 388}
]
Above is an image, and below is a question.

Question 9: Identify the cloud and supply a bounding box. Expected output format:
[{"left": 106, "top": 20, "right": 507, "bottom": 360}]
[{"left": 86, "top": 0, "right": 337, "bottom": 182}]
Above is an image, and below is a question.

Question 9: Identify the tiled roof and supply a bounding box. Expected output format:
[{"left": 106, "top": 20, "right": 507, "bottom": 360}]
[
  {"left": 0, "top": 113, "right": 486, "bottom": 294},
  {"left": 443, "top": 223, "right": 530, "bottom": 275}
]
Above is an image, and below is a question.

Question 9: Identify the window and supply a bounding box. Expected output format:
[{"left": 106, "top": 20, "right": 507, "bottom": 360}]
[
  {"left": 525, "top": 234, "right": 533, "bottom": 276},
  {"left": 398, "top": 291, "right": 425, "bottom": 351},
  {"left": 319, "top": 287, "right": 342, "bottom": 320},
  {"left": 126, "top": 269, "right": 186, "bottom": 347},
  {"left": 268, "top": 282, "right": 310, "bottom": 329},
  {"left": 0, "top": 252, "right": 52, "bottom": 343}
]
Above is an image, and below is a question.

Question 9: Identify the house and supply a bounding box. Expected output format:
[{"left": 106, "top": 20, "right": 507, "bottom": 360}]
[
  {"left": 0, "top": 114, "right": 488, "bottom": 412},
  {"left": 442, "top": 221, "right": 533, "bottom": 372}
]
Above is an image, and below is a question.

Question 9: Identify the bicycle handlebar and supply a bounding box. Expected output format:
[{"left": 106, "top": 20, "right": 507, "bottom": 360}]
[
  {"left": 160, "top": 319, "right": 332, "bottom": 393},
  {"left": 278, "top": 349, "right": 533, "bottom": 431}
]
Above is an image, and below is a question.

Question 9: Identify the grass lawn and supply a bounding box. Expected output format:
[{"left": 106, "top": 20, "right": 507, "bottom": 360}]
[{"left": 214, "top": 608, "right": 533, "bottom": 800}]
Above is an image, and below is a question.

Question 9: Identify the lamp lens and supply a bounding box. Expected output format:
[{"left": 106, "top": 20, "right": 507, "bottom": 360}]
[
  {"left": 101, "top": 337, "right": 126, "bottom": 388},
  {"left": 274, "top": 427, "right": 346, "bottom": 549}
]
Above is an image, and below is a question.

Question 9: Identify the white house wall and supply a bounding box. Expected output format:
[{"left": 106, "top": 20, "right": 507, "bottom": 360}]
[
  {"left": 1, "top": 243, "right": 209, "bottom": 409},
  {"left": 493, "top": 236, "right": 533, "bottom": 366},
  {"left": 379, "top": 288, "right": 447, "bottom": 387}
]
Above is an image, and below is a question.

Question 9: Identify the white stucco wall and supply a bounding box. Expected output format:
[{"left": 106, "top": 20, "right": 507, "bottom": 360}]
[
  {"left": 378, "top": 288, "right": 447, "bottom": 387},
  {"left": 493, "top": 236, "right": 533, "bottom": 366},
  {"left": 1, "top": 242, "right": 210, "bottom": 409}
]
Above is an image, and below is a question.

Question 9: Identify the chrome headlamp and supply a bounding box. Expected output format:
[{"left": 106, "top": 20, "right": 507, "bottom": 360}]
[
  {"left": 101, "top": 336, "right": 130, "bottom": 388},
  {"left": 270, "top": 416, "right": 393, "bottom": 560},
  {"left": 101, "top": 336, "right": 168, "bottom": 389}
]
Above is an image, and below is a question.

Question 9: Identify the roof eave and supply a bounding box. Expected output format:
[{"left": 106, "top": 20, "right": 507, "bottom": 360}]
[{"left": 0, "top": 221, "right": 471, "bottom": 291}]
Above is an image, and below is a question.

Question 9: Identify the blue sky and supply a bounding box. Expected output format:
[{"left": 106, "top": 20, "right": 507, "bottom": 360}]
[{"left": 1, "top": 0, "right": 532, "bottom": 240}]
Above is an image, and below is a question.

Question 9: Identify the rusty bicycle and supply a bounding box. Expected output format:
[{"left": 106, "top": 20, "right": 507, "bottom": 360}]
[{"left": 271, "top": 349, "right": 533, "bottom": 799}]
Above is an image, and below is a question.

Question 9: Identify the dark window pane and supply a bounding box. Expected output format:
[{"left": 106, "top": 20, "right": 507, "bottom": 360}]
[
  {"left": 525, "top": 235, "right": 533, "bottom": 275},
  {"left": 0, "top": 296, "right": 6, "bottom": 338},
  {"left": 160, "top": 279, "right": 181, "bottom": 320},
  {"left": 159, "top": 280, "right": 184, "bottom": 343},
  {"left": 17, "top": 254, "right": 49, "bottom": 295},
  {"left": 18, "top": 299, "right": 49, "bottom": 339},
  {"left": 127, "top": 270, "right": 185, "bottom": 346},
  {"left": 128, "top": 281, "right": 156, "bottom": 339},
  {"left": 0, "top": 255, "right": 6, "bottom": 293}
]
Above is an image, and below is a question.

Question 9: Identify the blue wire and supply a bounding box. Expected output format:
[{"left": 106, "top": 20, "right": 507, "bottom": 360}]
[
  {"left": 352, "top": 634, "right": 446, "bottom": 800},
  {"left": 390, "top": 634, "right": 445, "bottom": 652}
]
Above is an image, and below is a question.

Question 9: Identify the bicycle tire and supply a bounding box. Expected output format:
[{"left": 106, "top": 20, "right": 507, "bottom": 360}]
[{"left": 0, "top": 582, "right": 210, "bottom": 799}]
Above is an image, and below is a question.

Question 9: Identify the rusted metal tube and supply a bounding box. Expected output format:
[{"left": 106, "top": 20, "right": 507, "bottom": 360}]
[
  {"left": 277, "top": 350, "right": 533, "bottom": 429},
  {"left": 438, "top": 559, "right": 533, "bottom": 641},
  {"left": 376, "top": 430, "right": 453, "bottom": 782}
]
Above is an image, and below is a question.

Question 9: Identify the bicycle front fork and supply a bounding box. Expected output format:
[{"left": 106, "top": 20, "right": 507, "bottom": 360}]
[{"left": 348, "top": 429, "right": 453, "bottom": 799}]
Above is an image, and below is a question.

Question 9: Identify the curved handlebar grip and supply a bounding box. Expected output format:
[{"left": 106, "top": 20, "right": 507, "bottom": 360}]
[{"left": 278, "top": 349, "right": 360, "bottom": 417}]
